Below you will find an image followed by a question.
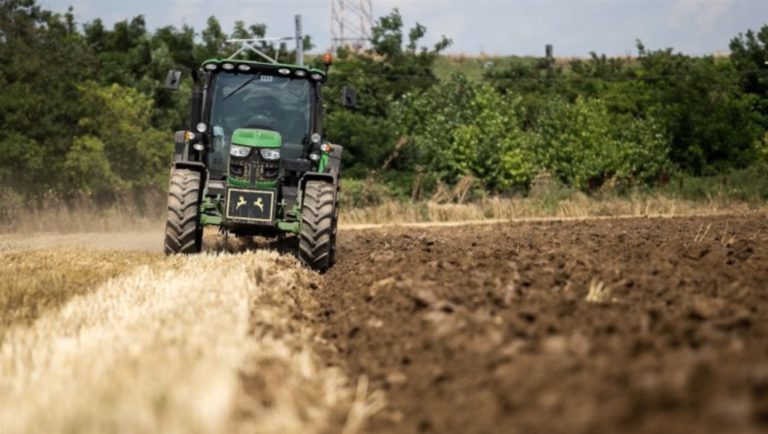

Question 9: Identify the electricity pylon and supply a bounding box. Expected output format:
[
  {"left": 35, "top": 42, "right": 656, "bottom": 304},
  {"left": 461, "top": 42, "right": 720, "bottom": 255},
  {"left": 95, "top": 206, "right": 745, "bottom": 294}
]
[{"left": 330, "top": 0, "right": 373, "bottom": 51}]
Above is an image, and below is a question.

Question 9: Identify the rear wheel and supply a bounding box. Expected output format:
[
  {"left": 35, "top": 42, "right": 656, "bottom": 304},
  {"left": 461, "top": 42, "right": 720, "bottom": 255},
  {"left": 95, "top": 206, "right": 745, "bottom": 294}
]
[
  {"left": 299, "top": 180, "right": 336, "bottom": 272},
  {"left": 164, "top": 168, "right": 202, "bottom": 254}
]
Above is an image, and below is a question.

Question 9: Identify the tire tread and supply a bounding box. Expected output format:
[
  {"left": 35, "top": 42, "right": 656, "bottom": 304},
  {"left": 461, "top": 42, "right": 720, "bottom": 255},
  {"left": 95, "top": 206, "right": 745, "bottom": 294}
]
[
  {"left": 164, "top": 169, "right": 202, "bottom": 255},
  {"left": 298, "top": 180, "right": 337, "bottom": 272}
]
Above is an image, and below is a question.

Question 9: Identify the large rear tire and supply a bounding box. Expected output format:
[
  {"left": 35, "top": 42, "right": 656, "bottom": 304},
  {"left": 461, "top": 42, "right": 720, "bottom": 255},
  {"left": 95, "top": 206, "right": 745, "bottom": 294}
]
[
  {"left": 299, "top": 180, "right": 336, "bottom": 272},
  {"left": 164, "top": 168, "right": 203, "bottom": 255}
]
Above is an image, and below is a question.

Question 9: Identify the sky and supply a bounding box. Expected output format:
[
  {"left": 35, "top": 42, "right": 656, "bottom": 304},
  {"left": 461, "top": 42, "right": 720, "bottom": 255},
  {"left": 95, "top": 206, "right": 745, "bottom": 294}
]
[{"left": 40, "top": 0, "right": 768, "bottom": 57}]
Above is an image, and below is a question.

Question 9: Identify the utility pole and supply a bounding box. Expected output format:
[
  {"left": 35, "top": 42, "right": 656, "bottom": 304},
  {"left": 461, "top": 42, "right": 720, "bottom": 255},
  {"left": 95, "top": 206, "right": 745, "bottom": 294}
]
[
  {"left": 545, "top": 44, "right": 554, "bottom": 75},
  {"left": 295, "top": 14, "right": 304, "bottom": 66}
]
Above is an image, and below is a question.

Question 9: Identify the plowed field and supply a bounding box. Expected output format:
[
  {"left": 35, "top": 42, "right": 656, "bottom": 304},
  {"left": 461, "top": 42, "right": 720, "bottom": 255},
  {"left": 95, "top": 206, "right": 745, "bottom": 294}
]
[
  {"left": 2, "top": 214, "right": 767, "bottom": 433},
  {"left": 320, "top": 214, "right": 768, "bottom": 434}
]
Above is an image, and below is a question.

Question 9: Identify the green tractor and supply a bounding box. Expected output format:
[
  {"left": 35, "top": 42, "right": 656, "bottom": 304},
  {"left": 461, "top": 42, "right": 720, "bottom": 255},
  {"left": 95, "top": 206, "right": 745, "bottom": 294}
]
[{"left": 162, "top": 54, "right": 350, "bottom": 272}]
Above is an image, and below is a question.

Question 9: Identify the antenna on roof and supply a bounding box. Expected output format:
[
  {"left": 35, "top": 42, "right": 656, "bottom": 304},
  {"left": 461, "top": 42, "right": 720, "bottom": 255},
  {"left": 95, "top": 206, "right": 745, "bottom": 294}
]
[
  {"left": 225, "top": 15, "right": 306, "bottom": 65},
  {"left": 226, "top": 37, "right": 291, "bottom": 63}
]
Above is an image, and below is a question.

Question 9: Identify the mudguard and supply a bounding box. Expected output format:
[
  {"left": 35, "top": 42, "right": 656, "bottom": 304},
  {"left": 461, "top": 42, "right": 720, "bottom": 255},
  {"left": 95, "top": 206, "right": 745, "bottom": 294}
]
[
  {"left": 300, "top": 144, "right": 342, "bottom": 184},
  {"left": 300, "top": 172, "right": 336, "bottom": 191},
  {"left": 172, "top": 161, "right": 208, "bottom": 204},
  {"left": 300, "top": 144, "right": 343, "bottom": 201}
]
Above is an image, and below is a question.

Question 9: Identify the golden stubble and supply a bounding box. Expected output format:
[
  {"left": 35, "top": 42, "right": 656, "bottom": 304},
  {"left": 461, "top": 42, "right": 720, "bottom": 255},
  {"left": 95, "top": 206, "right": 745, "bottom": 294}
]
[
  {"left": 340, "top": 196, "right": 766, "bottom": 225},
  {"left": 0, "top": 249, "right": 160, "bottom": 332},
  {"left": 0, "top": 250, "right": 382, "bottom": 434}
]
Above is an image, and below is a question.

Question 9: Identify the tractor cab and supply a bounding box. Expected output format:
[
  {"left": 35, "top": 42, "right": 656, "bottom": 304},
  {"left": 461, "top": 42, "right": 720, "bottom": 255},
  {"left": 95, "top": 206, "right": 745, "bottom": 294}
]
[{"left": 201, "top": 60, "right": 327, "bottom": 185}]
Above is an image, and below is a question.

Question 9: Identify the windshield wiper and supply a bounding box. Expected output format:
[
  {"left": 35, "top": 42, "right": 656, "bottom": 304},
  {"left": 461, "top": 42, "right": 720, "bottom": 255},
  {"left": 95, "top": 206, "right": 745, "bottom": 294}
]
[{"left": 222, "top": 72, "right": 262, "bottom": 102}]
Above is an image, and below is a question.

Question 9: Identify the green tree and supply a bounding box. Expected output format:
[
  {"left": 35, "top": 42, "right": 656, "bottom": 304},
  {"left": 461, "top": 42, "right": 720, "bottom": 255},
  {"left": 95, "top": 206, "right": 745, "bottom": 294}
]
[
  {"left": 729, "top": 26, "right": 768, "bottom": 100},
  {"left": 0, "top": 0, "right": 95, "bottom": 194},
  {"left": 394, "top": 75, "right": 535, "bottom": 190},
  {"left": 322, "top": 8, "right": 450, "bottom": 175},
  {"left": 730, "top": 24, "right": 768, "bottom": 158},
  {"left": 63, "top": 135, "right": 119, "bottom": 195},
  {"left": 532, "top": 97, "right": 669, "bottom": 189},
  {"left": 636, "top": 45, "right": 762, "bottom": 174},
  {"left": 74, "top": 82, "right": 170, "bottom": 195}
]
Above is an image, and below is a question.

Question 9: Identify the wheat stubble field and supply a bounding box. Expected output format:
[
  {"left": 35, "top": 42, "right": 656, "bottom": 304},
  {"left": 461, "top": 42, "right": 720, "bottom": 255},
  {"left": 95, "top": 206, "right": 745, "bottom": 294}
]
[{"left": 1, "top": 213, "right": 767, "bottom": 433}]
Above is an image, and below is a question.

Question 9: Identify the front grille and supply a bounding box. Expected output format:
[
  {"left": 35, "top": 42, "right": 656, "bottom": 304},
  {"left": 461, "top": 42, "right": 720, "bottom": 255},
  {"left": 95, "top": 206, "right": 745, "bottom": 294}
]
[{"left": 230, "top": 150, "right": 279, "bottom": 183}]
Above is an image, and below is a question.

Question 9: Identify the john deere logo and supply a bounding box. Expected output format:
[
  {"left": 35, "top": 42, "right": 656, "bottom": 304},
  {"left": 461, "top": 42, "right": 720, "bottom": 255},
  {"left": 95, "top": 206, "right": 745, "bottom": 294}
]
[{"left": 235, "top": 195, "right": 263, "bottom": 212}]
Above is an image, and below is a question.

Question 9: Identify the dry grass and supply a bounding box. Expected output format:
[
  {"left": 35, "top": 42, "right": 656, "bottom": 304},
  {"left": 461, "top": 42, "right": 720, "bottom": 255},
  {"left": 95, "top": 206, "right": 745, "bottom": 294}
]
[
  {"left": 0, "top": 206, "right": 162, "bottom": 234},
  {"left": 0, "top": 250, "right": 382, "bottom": 434},
  {"left": 5, "top": 183, "right": 766, "bottom": 235},
  {"left": 340, "top": 195, "right": 767, "bottom": 225},
  {"left": 0, "top": 249, "right": 159, "bottom": 333},
  {"left": 585, "top": 279, "right": 613, "bottom": 304},
  {"left": 0, "top": 189, "right": 164, "bottom": 234},
  {"left": 0, "top": 231, "right": 164, "bottom": 252}
]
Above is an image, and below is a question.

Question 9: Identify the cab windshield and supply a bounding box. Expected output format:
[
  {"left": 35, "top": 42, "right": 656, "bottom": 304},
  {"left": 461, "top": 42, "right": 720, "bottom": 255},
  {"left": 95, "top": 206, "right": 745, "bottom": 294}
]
[{"left": 209, "top": 72, "right": 311, "bottom": 150}]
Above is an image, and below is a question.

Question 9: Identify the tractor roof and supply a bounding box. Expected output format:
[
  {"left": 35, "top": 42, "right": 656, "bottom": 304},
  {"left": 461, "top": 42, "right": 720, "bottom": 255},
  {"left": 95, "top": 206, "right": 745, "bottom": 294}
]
[{"left": 202, "top": 59, "right": 327, "bottom": 83}]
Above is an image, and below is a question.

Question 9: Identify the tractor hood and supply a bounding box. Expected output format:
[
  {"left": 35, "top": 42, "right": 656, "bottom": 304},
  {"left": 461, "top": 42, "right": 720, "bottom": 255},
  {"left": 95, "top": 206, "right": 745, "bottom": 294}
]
[{"left": 231, "top": 128, "right": 282, "bottom": 148}]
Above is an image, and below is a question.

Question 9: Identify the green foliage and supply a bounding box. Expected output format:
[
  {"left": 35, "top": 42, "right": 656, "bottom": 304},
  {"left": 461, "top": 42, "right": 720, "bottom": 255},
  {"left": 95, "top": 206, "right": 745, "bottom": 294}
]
[
  {"left": 483, "top": 41, "right": 767, "bottom": 178},
  {"left": 0, "top": 0, "right": 298, "bottom": 203},
  {"left": 635, "top": 46, "right": 763, "bottom": 174},
  {"left": 0, "top": 132, "right": 45, "bottom": 190},
  {"left": 729, "top": 26, "right": 768, "bottom": 113},
  {"left": 326, "top": 110, "right": 397, "bottom": 173},
  {"left": 321, "top": 8, "right": 450, "bottom": 174},
  {"left": 532, "top": 97, "right": 670, "bottom": 189},
  {"left": 64, "top": 136, "right": 118, "bottom": 195},
  {"left": 74, "top": 83, "right": 170, "bottom": 194},
  {"left": 0, "top": 1, "right": 94, "bottom": 195},
  {"left": 395, "top": 77, "right": 670, "bottom": 192},
  {"left": 0, "top": 0, "right": 766, "bottom": 206},
  {"left": 663, "top": 165, "right": 768, "bottom": 203},
  {"left": 338, "top": 178, "right": 395, "bottom": 208},
  {"left": 394, "top": 75, "right": 535, "bottom": 190}
]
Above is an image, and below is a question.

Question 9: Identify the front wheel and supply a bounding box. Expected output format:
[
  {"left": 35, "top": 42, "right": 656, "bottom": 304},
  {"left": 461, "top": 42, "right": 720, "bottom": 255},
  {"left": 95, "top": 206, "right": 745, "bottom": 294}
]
[
  {"left": 164, "top": 168, "right": 203, "bottom": 254},
  {"left": 299, "top": 180, "right": 337, "bottom": 272}
]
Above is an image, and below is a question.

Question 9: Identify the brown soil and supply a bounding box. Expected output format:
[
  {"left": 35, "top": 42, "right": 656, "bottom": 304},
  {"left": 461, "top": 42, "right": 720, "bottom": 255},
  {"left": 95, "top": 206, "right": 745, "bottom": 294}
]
[{"left": 315, "top": 214, "right": 768, "bottom": 434}]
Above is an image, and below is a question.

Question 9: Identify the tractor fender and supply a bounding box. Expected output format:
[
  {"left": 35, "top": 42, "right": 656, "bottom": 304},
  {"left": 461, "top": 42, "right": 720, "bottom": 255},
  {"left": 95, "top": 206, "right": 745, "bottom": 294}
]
[
  {"left": 300, "top": 172, "right": 339, "bottom": 205},
  {"left": 301, "top": 145, "right": 343, "bottom": 204},
  {"left": 172, "top": 161, "right": 207, "bottom": 183},
  {"left": 171, "top": 161, "right": 208, "bottom": 202},
  {"left": 300, "top": 172, "right": 336, "bottom": 188}
]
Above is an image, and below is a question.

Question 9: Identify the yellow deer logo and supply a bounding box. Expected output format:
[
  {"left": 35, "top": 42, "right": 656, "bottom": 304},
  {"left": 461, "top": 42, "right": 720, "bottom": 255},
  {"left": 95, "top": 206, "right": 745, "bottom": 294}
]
[
  {"left": 235, "top": 196, "right": 246, "bottom": 210},
  {"left": 254, "top": 198, "right": 264, "bottom": 212}
]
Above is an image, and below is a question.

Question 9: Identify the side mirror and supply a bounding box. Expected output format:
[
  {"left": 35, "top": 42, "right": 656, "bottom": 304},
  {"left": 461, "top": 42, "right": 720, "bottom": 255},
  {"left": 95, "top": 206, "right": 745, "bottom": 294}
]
[
  {"left": 164, "top": 70, "right": 183, "bottom": 91},
  {"left": 341, "top": 85, "right": 357, "bottom": 109}
]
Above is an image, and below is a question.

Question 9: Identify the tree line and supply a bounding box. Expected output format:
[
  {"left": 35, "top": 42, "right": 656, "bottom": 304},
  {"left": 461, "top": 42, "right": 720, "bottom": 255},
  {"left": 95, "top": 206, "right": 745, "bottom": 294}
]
[
  {"left": 328, "top": 13, "right": 768, "bottom": 195},
  {"left": 1, "top": 0, "right": 766, "bottom": 206}
]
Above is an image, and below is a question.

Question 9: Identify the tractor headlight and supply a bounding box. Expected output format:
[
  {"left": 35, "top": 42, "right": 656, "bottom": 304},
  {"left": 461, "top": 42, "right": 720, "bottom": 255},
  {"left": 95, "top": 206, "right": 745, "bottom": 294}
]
[
  {"left": 230, "top": 144, "right": 251, "bottom": 158},
  {"left": 259, "top": 148, "right": 280, "bottom": 160}
]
